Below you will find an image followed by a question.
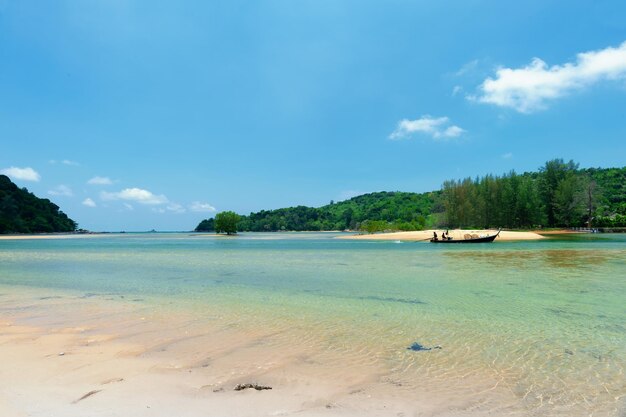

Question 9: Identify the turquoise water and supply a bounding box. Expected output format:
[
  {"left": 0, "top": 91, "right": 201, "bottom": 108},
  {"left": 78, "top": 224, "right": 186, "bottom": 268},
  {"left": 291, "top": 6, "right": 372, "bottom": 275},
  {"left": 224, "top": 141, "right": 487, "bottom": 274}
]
[{"left": 1, "top": 232, "right": 625, "bottom": 415}]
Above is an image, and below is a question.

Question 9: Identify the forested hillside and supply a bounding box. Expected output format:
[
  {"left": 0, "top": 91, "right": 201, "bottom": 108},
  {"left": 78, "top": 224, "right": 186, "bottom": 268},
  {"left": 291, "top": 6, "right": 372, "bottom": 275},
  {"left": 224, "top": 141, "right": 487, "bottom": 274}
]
[
  {"left": 195, "top": 160, "right": 626, "bottom": 232},
  {"left": 197, "top": 191, "right": 438, "bottom": 232},
  {"left": 0, "top": 175, "right": 77, "bottom": 233},
  {"left": 240, "top": 191, "right": 438, "bottom": 232}
]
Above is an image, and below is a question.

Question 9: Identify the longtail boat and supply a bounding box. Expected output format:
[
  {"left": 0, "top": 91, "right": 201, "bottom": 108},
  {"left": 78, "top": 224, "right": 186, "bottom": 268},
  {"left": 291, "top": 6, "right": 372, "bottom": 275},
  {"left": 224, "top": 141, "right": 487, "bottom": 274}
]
[{"left": 430, "top": 229, "right": 501, "bottom": 243}]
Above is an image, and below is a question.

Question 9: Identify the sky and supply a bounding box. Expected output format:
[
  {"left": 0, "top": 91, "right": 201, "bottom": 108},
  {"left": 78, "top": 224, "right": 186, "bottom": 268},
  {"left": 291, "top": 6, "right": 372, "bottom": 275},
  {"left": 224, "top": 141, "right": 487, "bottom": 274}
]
[{"left": 1, "top": 0, "right": 625, "bottom": 231}]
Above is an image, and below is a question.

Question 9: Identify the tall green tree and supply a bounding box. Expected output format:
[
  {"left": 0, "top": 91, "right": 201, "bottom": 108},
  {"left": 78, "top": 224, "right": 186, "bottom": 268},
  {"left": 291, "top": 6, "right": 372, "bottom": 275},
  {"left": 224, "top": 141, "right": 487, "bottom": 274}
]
[
  {"left": 214, "top": 211, "right": 240, "bottom": 235},
  {"left": 538, "top": 159, "right": 579, "bottom": 227},
  {"left": 553, "top": 174, "right": 583, "bottom": 226},
  {"left": 515, "top": 176, "right": 544, "bottom": 227},
  {"left": 582, "top": 177, "right": 599, "bottom": 228}
]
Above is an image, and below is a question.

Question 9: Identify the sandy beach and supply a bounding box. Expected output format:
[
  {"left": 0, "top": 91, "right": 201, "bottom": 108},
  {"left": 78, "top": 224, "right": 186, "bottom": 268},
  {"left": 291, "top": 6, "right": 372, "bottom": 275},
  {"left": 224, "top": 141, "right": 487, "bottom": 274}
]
[
  {"left": 0, "top": 289, "right": 510, "bottom": 417},
  {"left": 0, "top": 291, "right": 362, "bottom": 417},
  {"left": 338, "top": 229, "right": 545, "bottom": 242}
]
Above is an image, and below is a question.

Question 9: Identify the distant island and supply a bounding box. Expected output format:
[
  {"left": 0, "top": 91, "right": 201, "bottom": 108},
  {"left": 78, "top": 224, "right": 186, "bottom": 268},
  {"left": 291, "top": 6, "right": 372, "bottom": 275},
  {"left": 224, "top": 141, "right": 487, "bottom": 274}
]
[
  {"left": 196, "top": 159, "right": 626, "bottom": 233},
  {"left": 0, "top": 175, "right": 77, "bottom": 233}
]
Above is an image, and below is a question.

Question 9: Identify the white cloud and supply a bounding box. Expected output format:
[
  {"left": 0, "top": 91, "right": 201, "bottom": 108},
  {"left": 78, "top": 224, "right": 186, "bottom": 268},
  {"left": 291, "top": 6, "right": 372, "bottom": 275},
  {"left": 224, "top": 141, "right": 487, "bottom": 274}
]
[
  {"left": 153, "top": 203, "right": 187, "bottom": 214},
  {"left": 101, "top": 188, "right": 168, "bottom": 205},
  {"left": 452, "top": 85, "right": 463, "bottom": 96},
  {"left": 1, "top": 166, "right": 41, "bottom": 182},
  {"left": 82, "top": 198, "right": 97, "bottom": 207},
  {"left": 502, "top": 152, "right": 513, "bottom": 159},
  {"left": 455, "top": 59, "right": 479, "bottom": 76},
  {"left": 49, "top": 159, "right": 80, "bottom": 166},
  {"left": 152, "top": 203, "right": 187, "bottom": 214},
  {"left": 475, "top": 41, "right": 626, "bottom": 113},
  {"left": 87, "top": 176, "right": 113, "bottom": 185},
  {"left": 166, "top": 203, "right": 186, "bottom": 213},
  {"left": 443, "top": 125, "right": 464, "bottom": 137},
  {"left": 389, "top": 116, "right": 466, "bottom": 140},
  {"left": 48, "top": 185, "right": 73, "bottom": 197},
  {"left": 189, "top": 202, "right": 216, "bottom": 213},
  {"left": 123, "top": 203, "right": 134, "bottom": 211}
]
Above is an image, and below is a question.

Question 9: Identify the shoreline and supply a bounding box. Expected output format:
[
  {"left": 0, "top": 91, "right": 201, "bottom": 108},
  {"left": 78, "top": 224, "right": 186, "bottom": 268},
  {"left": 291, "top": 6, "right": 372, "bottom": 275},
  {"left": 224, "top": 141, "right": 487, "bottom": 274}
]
[
  {"left": 0, "top": 229, "right": 583, "bottom": 241},
  {"left": 0, "top": 233, "right": 108, "bottom": 240}
]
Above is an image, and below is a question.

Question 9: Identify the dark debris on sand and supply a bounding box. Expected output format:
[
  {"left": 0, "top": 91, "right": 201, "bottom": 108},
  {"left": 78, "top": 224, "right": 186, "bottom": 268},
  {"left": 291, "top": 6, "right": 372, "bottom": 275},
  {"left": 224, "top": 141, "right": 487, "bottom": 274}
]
[
  {"left": 407, "top": 342, "right": 442, "bottom": 352},
  {"left": 234, "top": 383, "right": 272, "bottom": 391}
]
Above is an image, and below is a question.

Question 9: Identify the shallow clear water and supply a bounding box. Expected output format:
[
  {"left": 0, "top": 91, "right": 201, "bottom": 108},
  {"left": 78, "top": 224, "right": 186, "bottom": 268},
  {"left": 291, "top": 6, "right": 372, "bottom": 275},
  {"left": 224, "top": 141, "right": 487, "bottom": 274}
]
[{"left": 1, "top": 232, "right": 625, "bottom": 416}]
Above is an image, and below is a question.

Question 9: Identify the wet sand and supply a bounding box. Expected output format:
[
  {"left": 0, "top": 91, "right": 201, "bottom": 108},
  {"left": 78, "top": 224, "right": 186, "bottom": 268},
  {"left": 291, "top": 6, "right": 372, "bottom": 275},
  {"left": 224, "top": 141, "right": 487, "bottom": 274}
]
[
  {"left": 0, "top": 288, "right": 522, "bottom": 417},
  {"left": 0, "top": 294, "right": 360, "bottom": 417}
]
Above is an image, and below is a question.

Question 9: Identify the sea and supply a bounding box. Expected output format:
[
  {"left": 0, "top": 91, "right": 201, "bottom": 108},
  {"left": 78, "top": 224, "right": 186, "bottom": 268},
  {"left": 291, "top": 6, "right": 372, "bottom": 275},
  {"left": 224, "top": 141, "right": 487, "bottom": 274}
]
[{"left": 0, "top": 232, "right": 625, "bottom": 416}]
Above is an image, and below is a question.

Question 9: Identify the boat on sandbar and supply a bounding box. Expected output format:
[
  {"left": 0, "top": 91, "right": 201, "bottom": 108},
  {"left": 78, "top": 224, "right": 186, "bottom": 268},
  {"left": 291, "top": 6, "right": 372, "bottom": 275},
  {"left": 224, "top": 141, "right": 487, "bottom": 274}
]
[{"left": 430, "top": 229, "right": 501, "bottom": 243}]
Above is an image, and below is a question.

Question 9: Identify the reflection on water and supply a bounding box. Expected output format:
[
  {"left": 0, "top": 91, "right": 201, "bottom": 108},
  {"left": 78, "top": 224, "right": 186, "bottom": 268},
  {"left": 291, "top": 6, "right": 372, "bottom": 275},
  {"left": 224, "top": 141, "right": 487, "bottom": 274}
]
[
  {"left": 0, "top": 233, "right": 625, "bottom": 416},
  {"left": 542, "top": 249, "right": 612, "bottom": 269},
  {"left": 444, "top": 248, "right": 613, "bottom": 270}
]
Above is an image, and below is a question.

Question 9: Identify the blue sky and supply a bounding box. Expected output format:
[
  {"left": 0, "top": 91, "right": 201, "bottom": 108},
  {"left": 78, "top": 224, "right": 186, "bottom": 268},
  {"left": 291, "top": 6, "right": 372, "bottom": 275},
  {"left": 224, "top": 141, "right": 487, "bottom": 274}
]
[{"left": 1, "top": 1, "right": 625, "bottom": 231}]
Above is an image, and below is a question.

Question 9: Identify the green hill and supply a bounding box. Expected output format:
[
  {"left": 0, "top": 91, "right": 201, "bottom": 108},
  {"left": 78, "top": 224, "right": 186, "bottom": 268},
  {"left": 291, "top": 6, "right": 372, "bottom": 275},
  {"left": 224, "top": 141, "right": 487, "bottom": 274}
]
[
  {"left": 239, "top": 191, "right": 439, "bottom": 232},
  {"left": 0, "top": 175, "right": 77, "bottom": 233},
  {"left": 195, "top": 160, "right": 626, "bottom": 232},
  {"left": 196, "top": 191, "right": 440, "bottom": 232}
]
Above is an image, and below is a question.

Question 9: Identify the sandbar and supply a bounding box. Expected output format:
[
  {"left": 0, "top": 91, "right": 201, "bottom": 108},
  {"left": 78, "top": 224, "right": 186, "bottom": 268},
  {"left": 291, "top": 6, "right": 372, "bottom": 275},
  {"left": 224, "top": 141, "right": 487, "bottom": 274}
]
[{"left": 338, "top": 229, "right": 545, "bottom": 241}]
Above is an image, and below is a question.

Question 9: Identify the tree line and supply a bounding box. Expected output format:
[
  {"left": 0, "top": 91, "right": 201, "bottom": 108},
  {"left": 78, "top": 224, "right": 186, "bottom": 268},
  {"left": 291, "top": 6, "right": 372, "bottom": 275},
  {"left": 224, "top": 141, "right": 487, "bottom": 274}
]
[
  {"left": 195, "top": 160, "right": 626, "bottom": 233},
  {"left": 441, "top": 159, "right": 626, "bottom": 229}
]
